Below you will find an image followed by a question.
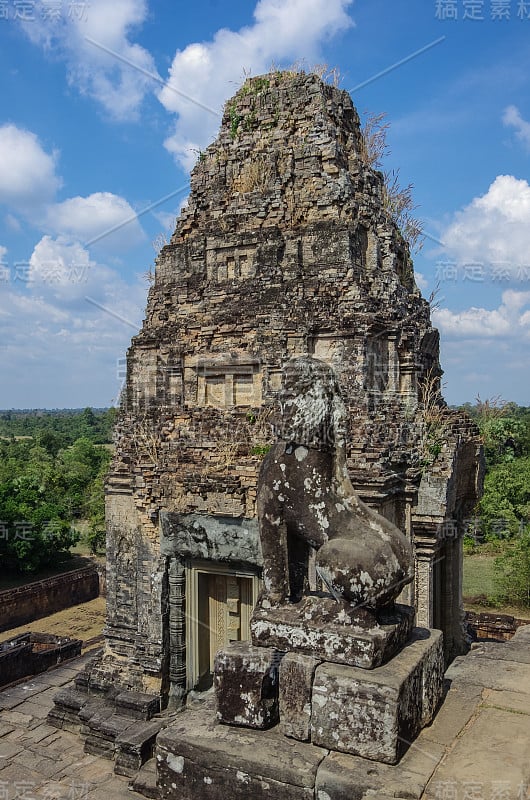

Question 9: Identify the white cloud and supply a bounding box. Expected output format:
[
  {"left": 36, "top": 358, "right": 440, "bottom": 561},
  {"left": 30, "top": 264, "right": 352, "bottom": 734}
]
[
  {"left": 27, "top": 234, "right": 145, "bottom": 308},
  {"left": 0, "top": 124, "right": 61, "bottom": 210},
  {"left": 0, "top": 246, "right": 147, "bottom": 407},
  {"left": 414, "top": 271, "right": 428, "bottom": 292},
  {"left": 440, "top": 175, "right": 530, "bottom": 274},
  {"left": 21, "top": 0, "right": 158, "bottom": 121},
  {"left": 45, "top": 192, "right": 145, "bottom": 252},
  {"left": 502, "top": 105, "right": 530, "bottom": 151},
  {"left": 0, "top": 246, "right": 7, "bottom": 262},
  {"left": 158, "top": 0, "right": 354, "bottom": 170},
  {"left": 29, "top": 236, "right": 95, "bottom": 303},
  {"left": 5, "top": 214, "right": 21, "bottom": 232},
  {"left": 432, "top": 290, "right": 530, "bottom": 339},
  {"left": 0, "top": 128, "right": 144, "bottom": 252},
  {"left": 152, "top": 210, "right": 178, "bottom": 233}
]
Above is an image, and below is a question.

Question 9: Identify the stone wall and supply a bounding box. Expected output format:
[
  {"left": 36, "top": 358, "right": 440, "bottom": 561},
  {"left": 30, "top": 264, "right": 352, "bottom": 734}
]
[
  {"left": 0, "top": 566, "right": 99, "bottom": 632},
  {"left": 466, "top": 611, "right": 529, "bottom": 642},
  {"left": 0, "top": 632, "right": 82, "bottom": 687}
]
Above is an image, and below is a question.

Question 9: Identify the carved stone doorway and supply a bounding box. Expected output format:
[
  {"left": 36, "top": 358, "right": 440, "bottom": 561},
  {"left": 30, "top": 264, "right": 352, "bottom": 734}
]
[{"left": 186, "top": 562, "right": 260, "bottom": 691}]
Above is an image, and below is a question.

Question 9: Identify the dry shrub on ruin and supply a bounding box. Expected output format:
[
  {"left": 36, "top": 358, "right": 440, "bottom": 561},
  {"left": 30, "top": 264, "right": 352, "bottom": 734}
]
[{"left": 232, "top": 155, "right": 274, "bottom": 194}]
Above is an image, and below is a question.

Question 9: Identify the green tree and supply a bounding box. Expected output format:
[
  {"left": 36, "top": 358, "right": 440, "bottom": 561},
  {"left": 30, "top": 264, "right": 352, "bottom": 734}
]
[
  {"left": 478, "top": 457, "right": 530, "bottom": 540},
  {"left": 56, "top": 437, "right": 108, "bottom": 515},
  {"left": 0, "top": 407, "right": 117, "bottom": 446},
  {"left": 0, "top": 436, "right": 108, "bottom": 573},
  {"left": 471, "top": 398, "right": 528, "bottom": 466},
  {"left": 494, "top": 529, "right": 530, "bottom": 608},
  {"left": 36, "top": 429, "right": 66, "bottom": 457},
  {"left": 85, "top": 454, "right": 111, "bottom": 554},
  {"left": 0, "top": 464, "right": 79, "bottom": 573},
  {"left": 0, "top": 411, "right": 116, "bottom": 574}
]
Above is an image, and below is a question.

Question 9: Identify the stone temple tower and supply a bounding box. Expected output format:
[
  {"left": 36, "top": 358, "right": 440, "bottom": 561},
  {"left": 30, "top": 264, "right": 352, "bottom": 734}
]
[{"left": 92, "top": 72, "right": 483, "bottom": 705}]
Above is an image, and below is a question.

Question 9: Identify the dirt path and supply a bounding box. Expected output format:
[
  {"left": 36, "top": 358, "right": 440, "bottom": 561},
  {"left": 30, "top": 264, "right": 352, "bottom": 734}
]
[{"left": 0, "top": 596, "right": 106, "bottom": 648}]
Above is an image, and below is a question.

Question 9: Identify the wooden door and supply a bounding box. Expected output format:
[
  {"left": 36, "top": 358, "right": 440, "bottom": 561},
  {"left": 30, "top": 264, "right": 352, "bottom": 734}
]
[
  {"left": 207, "top": 574, "right": 253, "bottom": 673},
  {"left": 194, "top": 571, "right": 255, "bottom": 688}
]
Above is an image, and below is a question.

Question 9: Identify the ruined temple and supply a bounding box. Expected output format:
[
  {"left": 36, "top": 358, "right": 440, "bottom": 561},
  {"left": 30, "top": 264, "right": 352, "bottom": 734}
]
[{"left": 90, "top": 72, "right": 483, "bottom": 706}]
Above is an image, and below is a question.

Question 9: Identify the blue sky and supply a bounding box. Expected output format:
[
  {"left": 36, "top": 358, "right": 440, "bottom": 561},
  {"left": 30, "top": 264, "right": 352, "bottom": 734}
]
[{"left": 0, "top": 0, "right": 529, "bottom": 408}]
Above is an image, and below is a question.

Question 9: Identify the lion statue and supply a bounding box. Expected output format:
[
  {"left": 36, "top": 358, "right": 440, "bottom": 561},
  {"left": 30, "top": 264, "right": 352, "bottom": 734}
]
[{"left": 256, "top": 355, "right": 414, "bottom": 609}]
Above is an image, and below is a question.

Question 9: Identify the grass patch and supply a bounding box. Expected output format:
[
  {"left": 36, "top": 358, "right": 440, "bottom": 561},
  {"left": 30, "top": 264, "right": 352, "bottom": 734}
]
[
  {"left": 464, "top": 549, "right": 530, "bottom": 618},
  {"left": 0, "top": 595, "right": 106, "bottom": 646},
  {"left": 463, "top": 553, "right": 497, "bottom": 601}
]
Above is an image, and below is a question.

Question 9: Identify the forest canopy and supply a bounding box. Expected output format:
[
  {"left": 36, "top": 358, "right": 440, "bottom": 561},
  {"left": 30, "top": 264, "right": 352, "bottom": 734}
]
[{"left": 0, "top": 408, "right": 116, "bottom": 572}]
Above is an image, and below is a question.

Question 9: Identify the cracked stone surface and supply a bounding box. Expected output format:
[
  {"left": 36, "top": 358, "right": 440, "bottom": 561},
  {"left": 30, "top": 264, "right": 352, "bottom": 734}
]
[
  {"left": 1, "top": 627, "right": 529, "bottom": 799},
  {"left": 0, "top": 653, "right": 145, "bottom": 800}
]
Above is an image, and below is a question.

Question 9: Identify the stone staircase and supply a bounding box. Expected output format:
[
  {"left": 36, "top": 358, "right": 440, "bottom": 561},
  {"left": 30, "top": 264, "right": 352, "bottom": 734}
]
[{"left": 48, "top": 668, "right": 167, "bottom": 784}]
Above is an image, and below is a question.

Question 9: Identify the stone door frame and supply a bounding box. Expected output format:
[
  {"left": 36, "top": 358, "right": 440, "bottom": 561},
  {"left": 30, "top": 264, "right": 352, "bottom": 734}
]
[
  {"left": 160, "top": 512, "right": 262, "bottom": 707},
  {"left": 185, "top": 559, "right": 261, "bottom": 691}
]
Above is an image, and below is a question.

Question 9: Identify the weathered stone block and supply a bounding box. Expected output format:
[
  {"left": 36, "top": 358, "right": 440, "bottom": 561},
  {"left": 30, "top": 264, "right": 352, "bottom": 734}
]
[
  {"left": 415, "top": 628, "right": 444, "bottom": 726},
  {"left": 74, "top": 667, "right": 90, "bottom": 693},
  {"left": 46, "top": 707, "right": 69, "bottom": 731},
  {"left": 158, "top": 755, "right": 314, "bottom": 800},
  {"left": 311, "top": 628, "right": 443, "bottom": 764},
  {"left": 156, "top": 707, "right": 322, "bottom": 800},
  {"left": 279, "top": 652, "right": 321, "bottom": 741},
  {"left": 83, "top": 709, "right": 137, "bottom": 759},
  {"left": 77, "top": 697, "right": 106, "bottom": 725},
  {"left": 84, "top": 734, "right": 116, "bottom": 760},
  {"left": 114, "top": 689, "right": 160, "bottom": 720},
  {"left": 314, "top": 739, "right": 447, "bottom": 800},
  {"left": 214, "top": 641, "right": 282, "bottom": 729},
  {"left": 160, "top": 512, "right": 261, "bottom": 567},
  {"left": 114, "top": 718, "right": 165, "bottom": 777},
  {"left": 47, "top": 686, "right": 89, "bottom": 732},
  {"left": 251, "top": 597, "right": 414, "bottom": 668},
  {"left": 131, "top": 760, "right": 159, "bottom": 799},
  {"left": 49, "top": 686, "right": 87, "bottom": 713}
]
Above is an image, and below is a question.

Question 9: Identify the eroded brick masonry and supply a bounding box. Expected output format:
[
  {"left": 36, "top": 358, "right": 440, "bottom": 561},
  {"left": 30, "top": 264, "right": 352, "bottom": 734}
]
[{"left": 93, "top": 72, "right": 483, "bottom": 704}]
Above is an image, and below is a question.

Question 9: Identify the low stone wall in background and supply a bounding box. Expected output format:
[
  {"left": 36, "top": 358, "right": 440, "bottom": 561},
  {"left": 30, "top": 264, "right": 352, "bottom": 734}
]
[
  {"left": 0, "top": 632, "right": 82, "bottom": 687},
  {"left": 466, "top": 610, "right": 529, "bottom": 642},
  {"left": 0, "top": 566, "right": 100, "bottom": 632}
]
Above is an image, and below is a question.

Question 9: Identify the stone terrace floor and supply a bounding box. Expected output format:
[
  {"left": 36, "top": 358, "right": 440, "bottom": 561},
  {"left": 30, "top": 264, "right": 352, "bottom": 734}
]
[
  {"left": 0, "top": 652, "right": 140, "bottom": 800},
  {"left": 0, "top": 627, "right": 529, "bottom": 800}
]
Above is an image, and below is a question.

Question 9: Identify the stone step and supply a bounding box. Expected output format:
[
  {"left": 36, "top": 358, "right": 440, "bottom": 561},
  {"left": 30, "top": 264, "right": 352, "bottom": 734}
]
[
  {"left": 84, "top": 734, "right": 117, "bottom": 760},
  {"left": 156, "top": 706, "right": 325, "bottom": 800},
  {"left": 52, "top": 686, "right": 88, "bottom": 712},
  {"left": 78, "top": 696, "right": 107, "bottom": 726},
  {"left": 83, "top": 710, "right": 138, "bottom": 761},
  {"left": 130, "top": 759, "right": 160, "bottom": 799},
  {"left": 114, "top": 690, "right": 160, "bottom": 721},
  {"left": 74, "top": 670, "right": 90, "bottom": 693},
  {"left": 115, "top": 718, "right": 166, "bottom": 778},
  {"left": 85, "top": 709, "right": 137, "bottom": 740},
  {"left": 47, "top": 685, "right": 90, "bottom": 732}
]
